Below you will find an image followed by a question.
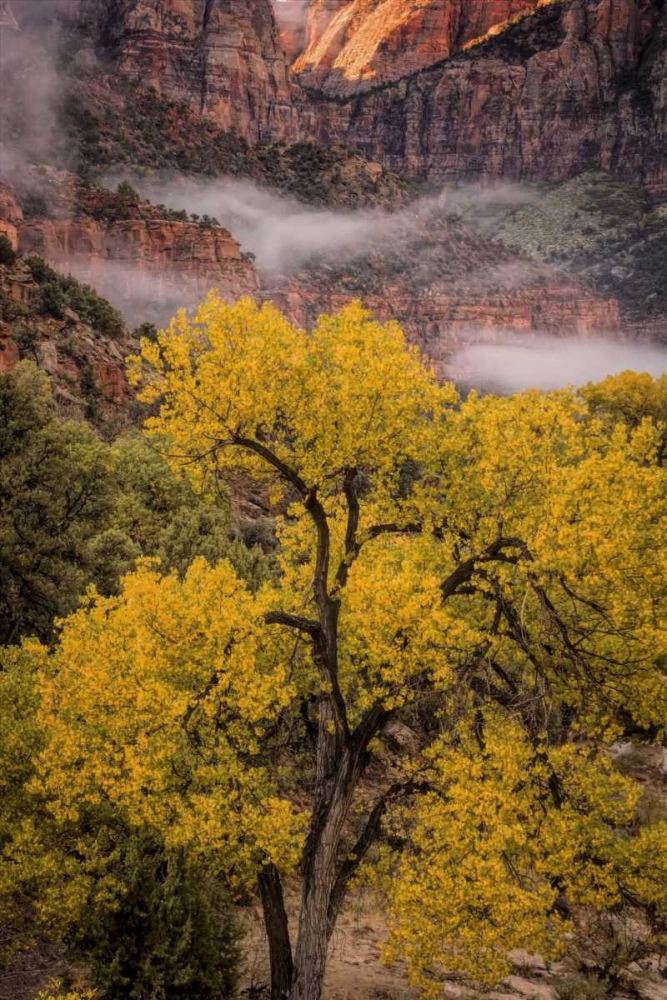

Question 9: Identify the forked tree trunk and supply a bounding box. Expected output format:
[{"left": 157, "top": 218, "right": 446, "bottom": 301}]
[{"left": 288, "top": 726, "right": 377, "bottom": 1000}]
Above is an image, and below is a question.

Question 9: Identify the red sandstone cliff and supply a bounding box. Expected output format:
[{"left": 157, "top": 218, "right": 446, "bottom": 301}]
[
  {"left": 0, "top": 181, "right": 134, "bottom": 409},
  {"left": 10, "top": 170, "right": 259, "bottom": 324},
  {"left": 293, "top": 0, "right": 538, "bottom": 95},
  {"left": 9, "top": 0, "right": 667, "bottom": 195},
  {"left": 273, "top": 279, "right": 620, "bottom": 375},
  {"left": 79, "top": 0, "right": 299, "bottom": 142},
  {"left": 0, "top": 182, "right": 22, "bottom": 251},
  {"left": 300, "top": 0, "right": 667, "bottom": 193},
  {"left": 18, "top": 216, "right": 258, "bottom": 314},
  {"left": 266, "top": 209, "right": 621, "bottom": 372}
]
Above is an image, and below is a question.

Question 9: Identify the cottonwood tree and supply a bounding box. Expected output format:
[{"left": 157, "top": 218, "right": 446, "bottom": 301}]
[{"left": 34, "top": 297, "right": 667, "bottom": 1000}]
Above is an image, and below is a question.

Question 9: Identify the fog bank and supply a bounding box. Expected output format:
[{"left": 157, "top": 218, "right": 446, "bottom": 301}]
[
  {"left": 449, "top": 336, "right": 667, "bottom": 392},
  {"left": 125, "top": 176, "right": 538, "bottom": 275}
]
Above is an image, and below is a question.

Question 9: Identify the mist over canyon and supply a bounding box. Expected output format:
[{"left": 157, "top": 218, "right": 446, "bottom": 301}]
[{"left": 2, "top": 0, "right": 667, "bottom": 398}]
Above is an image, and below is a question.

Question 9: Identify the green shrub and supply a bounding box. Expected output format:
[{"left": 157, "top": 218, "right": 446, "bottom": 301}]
[
  {"left": 38, "top": 280, "right": 68, "bottom": 319},
  {"left": 554, "top": 972, "right": 612, "bottom": 1000},
  {"left": 13, "top": 323, "right": 41, "bottom": 359},
  {"left": 80, "top": 364, "right": 102, "bottom": 420},
  {"left": 24, "top": 257, "right": 125, "bottom": 337},
  {"left": 0, "top": 291, "right": 27, "bottom": 322},
  {"left": 76, "top": 836, "right": 241, "bottom": 1000}
]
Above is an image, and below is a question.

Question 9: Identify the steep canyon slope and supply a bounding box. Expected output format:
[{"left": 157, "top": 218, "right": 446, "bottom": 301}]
[
  {"left": 23, "top": 0, "right": 665, "bottom": 193},
  {"left": 8, "top": 0, "right": 667, "bottom": 190},
  {"left": 299, "top": 0, "right": 667, "bottom": 191},
  {"left": 78, "top": 0, "right": 299, "bottom": 142}
]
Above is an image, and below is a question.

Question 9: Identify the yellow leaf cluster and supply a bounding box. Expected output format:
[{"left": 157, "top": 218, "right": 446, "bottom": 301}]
[
  {"left": 131, "top": 295, "right": 452, "bottom": 500},
  {"left": 35, "top": 558, "right": 305, "bottom": 881},
  {"left": 370, "top": 711, "right": 644, "bottom": 988}
]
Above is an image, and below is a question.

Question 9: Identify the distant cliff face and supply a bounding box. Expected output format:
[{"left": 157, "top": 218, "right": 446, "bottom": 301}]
[
  {"left": 293, "top": 0, "right": 537, "bottom": 95},
  {"left": 5, "top": 170, "right": 259, "bottom": 323},
  {"left": 274, "top": 279, "right": 620, "bottom": 376},
  {"left": 267, "top": 210, "right": 621, "bottom": 372},
  {"left": 18, "top": 216, "right": 259, "bottom": 316},
  {"left": 73, "top": 0, "right": 667, "bottom": 193},
  {"left": 80, "top": 0, "right": 299, "bottom": 142},
  {"left": 300, "top": 0, "right": 667, "bottom": 192}
]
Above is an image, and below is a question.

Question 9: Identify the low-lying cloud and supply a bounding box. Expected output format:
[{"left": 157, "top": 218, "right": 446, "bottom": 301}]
[
  {"left": 448, "top": 336, "right": 667, "bottom": 392},
  {"left": 130, "top": 176, "right": 402, "bottom": 273},
  {"left": 118, "top": 175, "right": 540, "bottom": 276}
]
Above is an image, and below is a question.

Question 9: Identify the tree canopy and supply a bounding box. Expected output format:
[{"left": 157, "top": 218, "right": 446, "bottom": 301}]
[{"left": 4, "top": 298, "right": 667, "bottom": 1000}]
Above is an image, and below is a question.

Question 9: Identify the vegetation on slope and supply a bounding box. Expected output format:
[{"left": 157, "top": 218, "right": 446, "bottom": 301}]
[
  {"left": 463, "top": 170, "right": 667, "bottom": 325},
  {"left": 0, "top": 251, "right": 131, "bottom": 424},
  {"left": 61, "top": 75, "right": 410, "bottom": 209}
]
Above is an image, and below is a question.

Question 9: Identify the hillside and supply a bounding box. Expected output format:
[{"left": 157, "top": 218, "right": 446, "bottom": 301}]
[
  {"left": 0, "top": 243, "right": 135, "bottom": 422},
  {"left": 458, "top": 171, "right": 667, "bottom": 337}
]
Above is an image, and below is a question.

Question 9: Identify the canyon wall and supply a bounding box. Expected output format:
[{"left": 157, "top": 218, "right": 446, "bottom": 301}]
[
  {"left": 8, "top": 0, "right": 667, "bottom": 192},
  {"left": 18, "top": 216, "right": 259, "bottom": 311},
  {"left": 79, "top": 0, "right": 300, "bottom": 142},
  {"left": 266, "top": 212, "right": 621, "bottom": 371},
  {"left": 299, "top": 0, "right": 667, "bottom": 192},
  {"left": 293, "top": 0, "right": 538, "bottom": 95},
  {"left": 273, "top": 280, "right": 621, "bottom": 374}
]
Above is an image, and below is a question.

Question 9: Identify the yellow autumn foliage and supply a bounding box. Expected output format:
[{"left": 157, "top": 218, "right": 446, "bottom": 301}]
[
  {"left": 21, "top": 297, "right": 667, "bottom": 995},
  {"left": 35, "top": 558, "right": 304, "bottom": 880}
]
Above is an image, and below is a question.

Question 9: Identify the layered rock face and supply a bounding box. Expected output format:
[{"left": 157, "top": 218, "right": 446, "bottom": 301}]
[
  {"left": 274, "top": 280, "right": 620, "bottom": 374},
  {"left": 301, "top": 0, "right": 667, "bottom": 192},
  {"left": 0, "top": 183, "right": 22, "bottom": 251},
  {"left": 10, "top": 170, "right": 259, "bottom": 325},
  {"left": 80, "top": 0, "right": 299, "bottom": 142},
  {"left": 18, "top": 216, "right": 259, "bottom": 320},
  {"left": 293, "top": 0, "right": 538, "bottom": 95},
  {"left": 266, "top": 209, "right": 620, "bottom": 372}
]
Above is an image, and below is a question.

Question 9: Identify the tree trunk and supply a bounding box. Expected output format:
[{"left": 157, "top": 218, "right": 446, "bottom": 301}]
[
  {"left": 289, "top": 873, "right": 332, "bottom": 1000},
  {"left": 289, "top": 718, "right": 381, "bottom": 1000},
  {"left": 258, "top": 863, "right": 294, "bottom": 1000}
]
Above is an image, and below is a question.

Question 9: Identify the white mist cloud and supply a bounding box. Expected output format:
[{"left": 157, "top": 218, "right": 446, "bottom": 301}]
[
  {"left": 272, "top": 0, "right": 310, "bottom": 36},
  {"left": 58, "top": 257, "right": 219, "bottom": 330},
  {"left": 0, "top": 2, "right": 65, "bottom": 177},
  {"left": 116, "top": 175, "right": 542, "bottom": 276},
  {"left": 448, "top": 336, "right": 667, "bottom": 393},
  {"left": 129, "top": 176, "right": 400, "bottom": 273}
]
